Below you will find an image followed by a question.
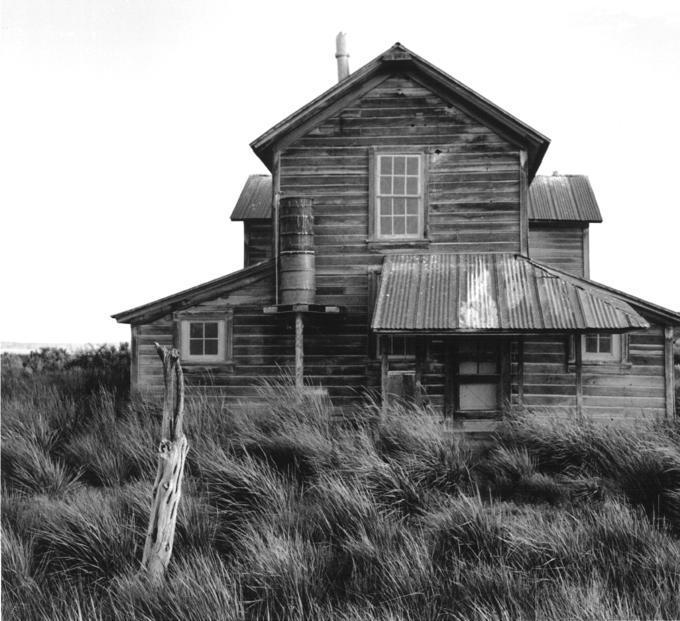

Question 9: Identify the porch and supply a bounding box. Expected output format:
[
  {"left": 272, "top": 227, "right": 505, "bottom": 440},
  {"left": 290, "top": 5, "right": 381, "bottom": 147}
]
[{"left": 372, "top": 253, "right": 651, "bottom": 425}]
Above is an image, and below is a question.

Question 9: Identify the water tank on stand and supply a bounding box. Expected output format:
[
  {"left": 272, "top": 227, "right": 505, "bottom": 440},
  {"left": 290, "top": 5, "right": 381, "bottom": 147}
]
[{"left": 279, "top": 197, "right": 315, "bottom": 305}]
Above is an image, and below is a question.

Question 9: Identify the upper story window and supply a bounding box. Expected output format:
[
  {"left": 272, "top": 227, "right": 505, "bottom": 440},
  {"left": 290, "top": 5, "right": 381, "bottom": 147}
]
[
  {"left": 375, "top": 153, "right": 423, "bottom": 239},
  {"left": 582, "top": 333, "right": 621, "bottom": 362},
  {"left": 179, "top": 313, "right": 233, "bottom": 364}
]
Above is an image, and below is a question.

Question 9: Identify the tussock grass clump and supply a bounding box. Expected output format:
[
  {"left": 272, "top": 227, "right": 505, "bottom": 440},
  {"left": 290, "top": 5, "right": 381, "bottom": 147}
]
[
  {"left": 497, "top": 410, "right": 680, "bottom": 526},
  {"left": 4, "top": 358, "right": 680, "bottom": 619}
]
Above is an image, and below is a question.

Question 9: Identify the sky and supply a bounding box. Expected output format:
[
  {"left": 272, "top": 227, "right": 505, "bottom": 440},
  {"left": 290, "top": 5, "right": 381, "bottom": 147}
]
[{"left": 1, "top": 0, "right": 679, "bottom": 344}]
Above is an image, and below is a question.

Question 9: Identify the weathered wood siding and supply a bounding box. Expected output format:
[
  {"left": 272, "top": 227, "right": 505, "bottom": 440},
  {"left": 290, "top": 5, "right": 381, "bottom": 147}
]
[
  {"left": 529, "top": 224, "right": 586, "bottom": 276},
  {"left": 243, "top": 220, "right": 273, "bottom": 267},
  {"left": 513, "top": 325, "right": 667, "bottom": 422},
  {"left": 134, "top": 270, "right": 366, "bottom": 405},
  {"left": 277, "top": 74, "right": 521, "bottom": 402},
  {"left": 135, "top": 271, "right": 280, "bottom": 403}
]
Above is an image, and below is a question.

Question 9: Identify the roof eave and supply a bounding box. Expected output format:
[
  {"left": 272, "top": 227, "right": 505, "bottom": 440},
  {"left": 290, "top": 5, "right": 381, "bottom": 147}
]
[
  {"left": 112, "top": 260, "right": 274, "bottom": 325},
  {"left": 526, "top": 259, "right": 680, "bottom": 325}
]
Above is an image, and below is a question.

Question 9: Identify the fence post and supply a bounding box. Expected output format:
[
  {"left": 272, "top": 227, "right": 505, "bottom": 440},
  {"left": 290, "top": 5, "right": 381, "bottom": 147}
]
[{"left": 140, "top": 343, "right": 188, "bottom": 582}]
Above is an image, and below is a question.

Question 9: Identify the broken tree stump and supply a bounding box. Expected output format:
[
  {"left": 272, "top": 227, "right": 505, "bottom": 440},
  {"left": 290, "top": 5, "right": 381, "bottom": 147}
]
[{"left": 140, "top": 343, "right": 189, "bottom": 582}]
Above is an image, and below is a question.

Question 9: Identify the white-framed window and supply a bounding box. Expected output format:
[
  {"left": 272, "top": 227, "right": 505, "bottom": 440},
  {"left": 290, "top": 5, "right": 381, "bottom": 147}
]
[
  {"left": 179, "top": 314, "right": 233, "bottom": 363},
  {"left": 582, "top": 333, "right": 621, "bottom": 362},
  {"left": 375, "top": 153, "right": 423, "bottom": 239}
]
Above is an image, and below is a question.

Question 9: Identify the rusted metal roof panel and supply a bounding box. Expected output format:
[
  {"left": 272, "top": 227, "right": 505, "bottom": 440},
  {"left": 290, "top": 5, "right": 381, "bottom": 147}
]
[
  {"left": 230, "top": 175, "right": 272, "bottom": 221},
  {"left": 372, "top": 254, "right": 647, "bottom": 332},
  {"left": 528, "top": 175, "right": 602, "bottom": 222}
]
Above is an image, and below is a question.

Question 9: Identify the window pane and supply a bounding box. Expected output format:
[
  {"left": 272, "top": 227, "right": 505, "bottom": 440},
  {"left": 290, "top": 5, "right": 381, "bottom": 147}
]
[
  {"left": 390, "top": 336, "right": 404, "bottom": 356},
  {"left": 459, "top": 361, "right": 478, "bottom": 374},
  {"left": 189, "top": 340, "right": 203, "bottom": 356},
  {"left": 394, "top": 156, "right": 405, "bottom": 174},
  {"left": 406, "top": 198, "right": 419, "bottom": 215},
  {"left": 406, "top": 177, "right": 419, "bottom": 194},
  {"left": 406, "top": 216, "right": 419, "bottom": 235},
  {"left": 393, "top": 177, "right": 405, "bottom": 194},
  {"left": 459, "top": 383, "right": 497, "bottom": 411},
  {"left": 598, "top": 334, "right": 611, "bottom": 353},
  {"left": 380, "top": 176, "right": 392, "bottom": 194},
  {"left": 190, "top": 323, "right": 203, "bottom": 338},
  {"left": 478, "top": 361, "right": 497, "bottom": 374},
  {"left": 406, "top": 156, "right": 418, "bottom": 175},
  {"left": 585, "top": 334, "right": 598, "bottom": 353},
  {"left": 393, "top": 217, "right": 405, "bottom": 235},
  {"left": 380, "top": 156, "right": 392, "bottom": 174},
  {"left": 204, "top": 322, "right": 218, "bottom": 338},
  {"left": 380, "top": 198, "right": 392, "bottom": 216},
  {"left": 204, "top": 339, "right": 218, "bottom": 355},
  {"left": 380, "top": 216, "right": 392, "bottom": 236},
  {"left": 393, "top": 198, "right": 405, "bottom": 215}
]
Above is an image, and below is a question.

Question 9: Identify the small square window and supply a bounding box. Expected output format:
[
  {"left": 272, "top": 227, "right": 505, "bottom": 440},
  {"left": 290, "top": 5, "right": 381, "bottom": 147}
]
[
  {"left": 180, "top": 316, "right": 233, "bottom": 363},
  {"left": 582, "top": 333, "right": 620, "bottom": 362}
]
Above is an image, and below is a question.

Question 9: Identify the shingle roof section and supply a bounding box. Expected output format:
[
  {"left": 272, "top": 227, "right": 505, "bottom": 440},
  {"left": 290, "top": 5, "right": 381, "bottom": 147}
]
[
  {"left": 528, "top": 175, "right": 602, "bottom": 222},
  {"left": 230, "top": 175, "right": 272, "bottom": 221},
  {"left": 372, "top": 254, "right": 647, "bottom": 332}
]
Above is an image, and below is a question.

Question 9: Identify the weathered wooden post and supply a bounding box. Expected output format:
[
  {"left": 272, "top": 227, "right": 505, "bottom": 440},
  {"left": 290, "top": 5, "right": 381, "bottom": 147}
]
[{"left": 140, "top": 343, "right": 188, "bottom": 582}]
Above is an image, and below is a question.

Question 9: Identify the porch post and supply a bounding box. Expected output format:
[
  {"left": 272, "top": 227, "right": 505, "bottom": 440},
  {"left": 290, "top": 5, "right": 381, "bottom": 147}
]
[
  {"left": 517, "top": 337, "right": 524, "bottom": 408},
  {"left": 415, "top": 336, "right": 425, "bottom": 407},
  {"left": 380, "top": 335, "right": 389, "bottom": 414},
  {"left": 294, "top": 312, "right": 304, "bottom": 388},
  {"left": 575, "top": 334, "right": 583, "bottom": 416},
  {"left": 665, "top": 326, "right": 675, "bottom": 418}
]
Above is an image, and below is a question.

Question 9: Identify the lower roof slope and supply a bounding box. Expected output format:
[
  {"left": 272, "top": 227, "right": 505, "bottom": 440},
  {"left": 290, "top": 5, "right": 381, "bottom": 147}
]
[
  {"left": 112, "top": 260, "right": 273, "bottom": 325},
  {"left": 372, "top": 253, "right": 649, "bottom": 333}
]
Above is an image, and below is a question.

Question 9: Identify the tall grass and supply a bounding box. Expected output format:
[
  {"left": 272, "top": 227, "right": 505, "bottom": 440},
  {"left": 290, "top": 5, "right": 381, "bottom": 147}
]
[{"left": 3, "top": 349, "right": 680, "bottom": 619}]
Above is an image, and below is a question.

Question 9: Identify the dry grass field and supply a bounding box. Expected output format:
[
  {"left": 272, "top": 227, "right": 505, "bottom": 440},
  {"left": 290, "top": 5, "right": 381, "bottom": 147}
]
[{"left": 3, "top": 347, "right": 680, "bottom": 620}]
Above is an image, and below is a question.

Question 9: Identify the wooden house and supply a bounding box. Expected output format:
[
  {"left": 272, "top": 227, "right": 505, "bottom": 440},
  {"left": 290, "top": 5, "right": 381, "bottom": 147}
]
[{"left": 113, "top": 38, "right": 679, "bottom": 429}]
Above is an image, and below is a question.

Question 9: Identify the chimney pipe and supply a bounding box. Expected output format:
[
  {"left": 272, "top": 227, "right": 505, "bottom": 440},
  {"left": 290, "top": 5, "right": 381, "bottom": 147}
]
[{"left": 335, "top": 32, "right": 350, "bottom": 82}]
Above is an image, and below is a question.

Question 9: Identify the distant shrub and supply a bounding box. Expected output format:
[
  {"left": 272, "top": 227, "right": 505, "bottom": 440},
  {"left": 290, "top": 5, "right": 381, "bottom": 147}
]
[{"left": 2, "top": 344, "right": 130, "bottom": 402}]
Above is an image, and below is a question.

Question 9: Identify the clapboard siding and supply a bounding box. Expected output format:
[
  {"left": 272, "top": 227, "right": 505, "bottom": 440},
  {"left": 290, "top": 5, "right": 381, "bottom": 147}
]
[
  {"left": 134, "top": 267, "right": 375, "bottom": 404},
  {"left": 244, "top": 220, "right": 273, "bottom": 267},
  {"left": 513, "top": 326, "right": 667, "bottom": 421},
  {"left": 273, "top": 75, "right": 521, "bottom": 404},
  {"left": 529, "top": 224, "right": 585, "bottom": 276}
]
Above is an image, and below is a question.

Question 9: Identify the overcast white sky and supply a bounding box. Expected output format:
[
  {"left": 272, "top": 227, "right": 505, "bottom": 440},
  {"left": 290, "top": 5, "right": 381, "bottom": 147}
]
[{"left": 1, "top": 0, "right": 679, "bottom": 344}]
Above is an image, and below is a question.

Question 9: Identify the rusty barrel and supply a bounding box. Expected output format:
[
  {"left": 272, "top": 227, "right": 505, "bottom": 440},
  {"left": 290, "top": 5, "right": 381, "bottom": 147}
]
[{"left": 279, "top": 196, "right": 315, "bottom": 305}]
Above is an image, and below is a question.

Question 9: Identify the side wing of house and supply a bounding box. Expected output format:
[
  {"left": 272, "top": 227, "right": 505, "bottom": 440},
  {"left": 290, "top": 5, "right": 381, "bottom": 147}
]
[
  {"left": 527, "top": 175, "right": 602, "bottom": 277},
  {"left": 115, "top": 262, "right": 285, "bottom": 404}
]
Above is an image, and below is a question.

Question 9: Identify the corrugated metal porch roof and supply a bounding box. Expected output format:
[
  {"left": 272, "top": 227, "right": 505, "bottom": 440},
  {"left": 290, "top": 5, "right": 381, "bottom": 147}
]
[{"left": 372, "top": 254, "right": 647, "bottom": 333}]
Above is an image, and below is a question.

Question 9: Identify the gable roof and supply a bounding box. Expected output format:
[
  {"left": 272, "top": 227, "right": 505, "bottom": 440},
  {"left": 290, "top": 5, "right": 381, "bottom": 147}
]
[
  {"left": 230, "top": 174, "right": 272, "bottom": 221},
  {"left": 251, "top": 42, "right": 550, "bottom": 180},
  {"left": 112, "top": 260, "right": 273, "bottom": 324},
  {"left": 528, "top": 175, "right": 602, "bottom": 223},
  {"left": 372, "top": 253, "right": 649, "bottom": 333}
]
